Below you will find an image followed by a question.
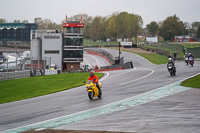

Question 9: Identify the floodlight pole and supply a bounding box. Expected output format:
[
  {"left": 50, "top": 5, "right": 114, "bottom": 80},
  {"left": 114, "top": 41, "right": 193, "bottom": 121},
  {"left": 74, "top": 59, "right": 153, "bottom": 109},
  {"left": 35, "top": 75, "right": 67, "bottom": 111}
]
[{"left": 119, "top": 42, "right": 121, "bottom": 64}]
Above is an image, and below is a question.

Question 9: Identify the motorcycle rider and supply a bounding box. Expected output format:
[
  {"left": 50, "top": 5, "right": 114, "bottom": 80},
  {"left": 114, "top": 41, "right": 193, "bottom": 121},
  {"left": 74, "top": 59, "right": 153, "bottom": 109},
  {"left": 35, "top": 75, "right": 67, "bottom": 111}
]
[
  {"left": 167, "top": 56, "right": 176, "bottom": 72},
  {"left": 188, "top": 53, "right": 193, "bottom": 59},
  {"left": 88, "top": 71, "right": 101, "bottom": 92},
  {"left": 184, "top": 53, "right": 188, "bottom": 58}
]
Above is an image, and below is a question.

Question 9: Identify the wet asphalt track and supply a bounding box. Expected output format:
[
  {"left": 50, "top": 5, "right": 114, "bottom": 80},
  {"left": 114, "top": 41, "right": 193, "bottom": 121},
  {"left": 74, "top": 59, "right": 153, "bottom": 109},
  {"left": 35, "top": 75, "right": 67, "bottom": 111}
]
[{"left": 0, "top": 48, "right": 200, "bottom": 133}]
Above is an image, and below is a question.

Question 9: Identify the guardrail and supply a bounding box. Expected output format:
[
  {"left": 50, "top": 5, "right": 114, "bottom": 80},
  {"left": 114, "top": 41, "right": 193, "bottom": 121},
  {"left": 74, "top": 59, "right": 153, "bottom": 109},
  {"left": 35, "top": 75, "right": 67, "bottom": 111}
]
[
  {"left": 85, "top": 48, "right": 133, "bottom": 71},
  {"left": 84, "top": 48, "right": 115, "bottom": 65}
]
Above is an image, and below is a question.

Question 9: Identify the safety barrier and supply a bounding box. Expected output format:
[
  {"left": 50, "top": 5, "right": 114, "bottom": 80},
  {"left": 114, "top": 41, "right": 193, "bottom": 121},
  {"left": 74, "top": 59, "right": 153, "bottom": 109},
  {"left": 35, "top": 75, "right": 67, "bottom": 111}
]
[
  {"left": 85, "top": 48, "right": 134, "bottom": 72},
  {"left": 85, "top": 48, "right": 115, "bottom": 65},
  {"left": 45, "top": 69, "right": 61, "bottom": 75},
  {"left": 0, "top": 70, "right": 31, "bottom": 81}
]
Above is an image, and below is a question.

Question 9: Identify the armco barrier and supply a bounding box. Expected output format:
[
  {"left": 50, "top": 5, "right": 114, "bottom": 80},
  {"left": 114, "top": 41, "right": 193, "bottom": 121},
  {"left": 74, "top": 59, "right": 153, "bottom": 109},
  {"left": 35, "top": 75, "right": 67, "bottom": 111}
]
[
  {"left": 85, "top": 48, "right": 134, "bottom": 72},
  {"left": 0, "top": 70, "right": 31, "bottom": 81},
  {"left": 85, "top": 48, "right": 115, "bottom": 65}
]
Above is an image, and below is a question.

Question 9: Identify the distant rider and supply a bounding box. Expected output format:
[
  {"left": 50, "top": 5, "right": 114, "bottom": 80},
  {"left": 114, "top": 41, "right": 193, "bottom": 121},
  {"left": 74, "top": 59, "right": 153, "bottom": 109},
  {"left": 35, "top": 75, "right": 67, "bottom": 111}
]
[
  {"left": 167, "top": 57, "right": 176, "bottom": 71},
  {"left": 187, "top": 53, "right": 193, "bottom": 59},
  {"left": 184, "top": 53, "right": 188, "bottom": 59},
  {"left": 88, "top": 71, "right": 101, "bottom": 92}
]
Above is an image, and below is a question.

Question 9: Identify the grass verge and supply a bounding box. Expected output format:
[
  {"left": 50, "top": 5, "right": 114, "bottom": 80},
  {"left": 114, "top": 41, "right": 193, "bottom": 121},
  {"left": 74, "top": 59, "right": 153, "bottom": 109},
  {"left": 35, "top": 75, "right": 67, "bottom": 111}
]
[
  {"left": 110, "top": 47, "right": 168, "bottom": 64},
  {"left": 136, "top": 53, "right": 168, "bottom": 64},
  {"left": 0, "top": 72, "right": 104, "bottom": 104},
  {"left": 181, "top": 74, "right": 200, "bottom": 88}
]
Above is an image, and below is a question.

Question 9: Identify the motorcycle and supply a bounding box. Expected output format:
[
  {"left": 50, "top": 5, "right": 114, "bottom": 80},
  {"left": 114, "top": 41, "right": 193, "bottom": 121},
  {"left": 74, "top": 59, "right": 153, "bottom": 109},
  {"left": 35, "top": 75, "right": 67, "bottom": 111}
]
[
  {"left": 188, "top": 56, "right": 194, "bottom": 67},
  {"left": 167, "top": 62, "right": 176, "bottom": 76},
  {"left": 185, "top": 57, "right": 189, "bottom": 65},
  {"left": 83, "top": 79, "right": 102, "bottom": 100}
]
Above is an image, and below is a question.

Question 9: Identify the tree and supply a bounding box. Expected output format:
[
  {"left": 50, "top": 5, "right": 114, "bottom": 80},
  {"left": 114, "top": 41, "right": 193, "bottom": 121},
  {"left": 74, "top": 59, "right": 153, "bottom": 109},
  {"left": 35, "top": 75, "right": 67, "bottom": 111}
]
[
  {"left": 13, "top": 20, "right": 20, "bottom": 23},
  {"left": 129, "top": 14, "right": 143, "bottom": 43},
  {"left": 0, "top": 19, "right": 7, "bottom": 23},
  {"left": 115, "top": 12, "right": 143, "bottom": 43},
  {"left": 106, "top": 13, "right": 117, "bottom": 41},
  {"left": 159, "top": 15, "right": 187, "bottom": 41},
  {"left": 197, "top": 25, "right": 200, "bottom": 38},
  {"left": 90, "top": 16, "right": 106, "bottom": 41},
  {"left": 147, "top": 21, "right": 159, "bottom": 36},
  {"left": 22, "top": 20, "right": 28, "bottom": 23},
  {"left": 34, "top": 18, "right": 58, "bottom": 29},
  {"left": 115, "top": 12, "right": 129, "bottom": 41},
  {"left": 191, "top": 22, "right": 200, "bottom": 30}
]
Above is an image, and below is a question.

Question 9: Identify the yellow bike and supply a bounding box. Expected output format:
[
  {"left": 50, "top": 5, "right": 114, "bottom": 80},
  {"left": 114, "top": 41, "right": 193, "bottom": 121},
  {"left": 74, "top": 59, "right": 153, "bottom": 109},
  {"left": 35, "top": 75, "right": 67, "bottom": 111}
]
[{"left": 83, "top": 79, "right": 102, "bottom": 100}]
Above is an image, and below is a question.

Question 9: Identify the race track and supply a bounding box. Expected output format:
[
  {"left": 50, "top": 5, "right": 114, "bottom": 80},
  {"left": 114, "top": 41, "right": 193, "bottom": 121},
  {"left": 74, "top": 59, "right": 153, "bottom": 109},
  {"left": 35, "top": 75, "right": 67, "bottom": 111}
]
[{"left": 1, "top": 48, "right": 200, "bottom": 133}]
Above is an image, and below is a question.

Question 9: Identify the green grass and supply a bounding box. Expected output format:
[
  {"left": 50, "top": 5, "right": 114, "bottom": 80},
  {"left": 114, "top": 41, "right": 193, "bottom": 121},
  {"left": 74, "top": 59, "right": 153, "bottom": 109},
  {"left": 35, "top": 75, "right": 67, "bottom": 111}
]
[
  {"left": 0, "top": 72, "right": 104, "bottom": 104},
  {"left": 84, "top": 39, "right": 118, "bottom": 46},
  {"left": 181, "top": 74, "right": 200, "bottom": 88},
  {"left": 137, "top": 53, "right": 168, "bottom": 64},
  {"left": 112, "top": 48, "right": 168, "bottom": 65}
]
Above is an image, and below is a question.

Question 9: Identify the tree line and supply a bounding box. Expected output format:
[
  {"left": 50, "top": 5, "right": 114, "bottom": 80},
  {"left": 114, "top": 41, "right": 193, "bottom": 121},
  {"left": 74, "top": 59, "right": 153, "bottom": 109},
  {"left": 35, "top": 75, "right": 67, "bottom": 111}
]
[{"left": 0, "top": 12, "right": 200, "bottom": 42}]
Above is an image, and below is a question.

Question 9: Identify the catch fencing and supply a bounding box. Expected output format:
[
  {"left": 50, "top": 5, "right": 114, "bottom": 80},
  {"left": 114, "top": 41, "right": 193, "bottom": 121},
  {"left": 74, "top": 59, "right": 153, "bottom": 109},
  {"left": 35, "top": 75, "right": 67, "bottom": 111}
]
[{"left": 187, "top": 47, "right": 200, "bottom": 58}]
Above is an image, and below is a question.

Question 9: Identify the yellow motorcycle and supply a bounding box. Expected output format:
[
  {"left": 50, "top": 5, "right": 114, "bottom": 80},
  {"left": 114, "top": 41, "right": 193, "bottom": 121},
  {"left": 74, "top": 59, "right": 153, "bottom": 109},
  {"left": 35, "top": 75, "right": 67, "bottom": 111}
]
[{"left": 83, "top": 79, "right": 102, "bottom": 100}]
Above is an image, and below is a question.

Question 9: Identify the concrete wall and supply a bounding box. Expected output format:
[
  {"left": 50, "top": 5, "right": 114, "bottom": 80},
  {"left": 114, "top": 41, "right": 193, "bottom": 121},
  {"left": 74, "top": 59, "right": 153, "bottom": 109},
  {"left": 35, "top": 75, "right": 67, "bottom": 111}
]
[
  {"left": 42, "top": 33, "right": 62, "bottom": 70},
  {"left": 31, "top": 39, "right": 42, "bottom": 60},
  {"left": 0, "top": 70, "right": 31, "bottom": 81}
]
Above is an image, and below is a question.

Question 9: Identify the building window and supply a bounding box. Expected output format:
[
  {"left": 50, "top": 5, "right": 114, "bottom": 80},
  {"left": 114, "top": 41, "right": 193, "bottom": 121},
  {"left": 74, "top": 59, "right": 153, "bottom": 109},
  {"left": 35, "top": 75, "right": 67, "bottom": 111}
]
[
  {"left": 44, "top": 36, "right": 60, "bottom": 39},
  {"left": 63, "top": 50, "right": 83, "bottom": 58},
  {"left": 67, "top": 27, "right": 80, "bottom": 33},
  {"left": 63, "top": 38, "right": 83, "bottom": 46},
  {"left": 45, "top": 50, "right": 59, "bottom": 54}
]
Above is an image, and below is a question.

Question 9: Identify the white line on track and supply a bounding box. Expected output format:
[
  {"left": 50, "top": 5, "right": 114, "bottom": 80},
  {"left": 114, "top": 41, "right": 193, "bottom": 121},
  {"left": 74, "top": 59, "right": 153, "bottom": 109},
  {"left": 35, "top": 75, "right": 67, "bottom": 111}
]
[
  {"left": 99, "top": 72, "right": 109, "bottom": 81},
  {"left": 86, "top": 54, "right": 101, "bottom": 68},
  {"left": 119, "top": 68, "right": 154, "bottom": 85},
  {"left": 100, "top": 68, "right": 136, "bottom": 81}
]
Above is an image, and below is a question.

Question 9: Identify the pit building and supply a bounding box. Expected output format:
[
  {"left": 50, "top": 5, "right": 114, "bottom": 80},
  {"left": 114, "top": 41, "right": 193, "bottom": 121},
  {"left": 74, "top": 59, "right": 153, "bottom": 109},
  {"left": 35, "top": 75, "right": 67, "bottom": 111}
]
[{"left": 30, "top": 21, "right": 84, "bottom": 72}]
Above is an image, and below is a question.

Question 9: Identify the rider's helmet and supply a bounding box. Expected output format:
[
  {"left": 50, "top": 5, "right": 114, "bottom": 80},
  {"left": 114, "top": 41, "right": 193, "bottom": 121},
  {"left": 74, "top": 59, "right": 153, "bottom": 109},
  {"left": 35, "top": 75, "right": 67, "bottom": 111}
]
[
  {"left": 188, "top": 53, "right": 191, "bottom": 55},
  {"left": 90, "top": 71, "right": 94, "bottom": 77},
  {"left": 168, "top": 58, "right": 172, "bottom": 62}
]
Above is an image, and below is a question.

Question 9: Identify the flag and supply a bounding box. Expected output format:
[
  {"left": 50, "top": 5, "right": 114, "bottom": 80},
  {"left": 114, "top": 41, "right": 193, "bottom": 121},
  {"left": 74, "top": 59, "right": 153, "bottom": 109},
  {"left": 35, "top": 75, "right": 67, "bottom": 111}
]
[{"left": 80, "top": 15, "right": 83, "bottom": 23}]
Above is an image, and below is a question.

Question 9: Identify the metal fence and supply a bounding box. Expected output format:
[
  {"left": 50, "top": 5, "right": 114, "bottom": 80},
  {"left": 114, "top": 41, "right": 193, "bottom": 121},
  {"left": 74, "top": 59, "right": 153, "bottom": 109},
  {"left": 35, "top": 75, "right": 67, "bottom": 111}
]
[
  {"left": 187, "top": 47, "right": 200, "bottom": 58},
  {"left": 0, "top": 70, "right": 31, "bottom": 81},
  {"left": 139, "top": 43, "right": 185, "bottom": 59}
]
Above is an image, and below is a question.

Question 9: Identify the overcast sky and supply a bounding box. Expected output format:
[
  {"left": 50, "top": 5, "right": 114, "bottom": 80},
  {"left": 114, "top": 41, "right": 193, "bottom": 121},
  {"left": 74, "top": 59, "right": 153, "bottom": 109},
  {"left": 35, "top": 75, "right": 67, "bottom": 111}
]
[{"left": 0, "top": 0, "right": 199, "bottom": 27}]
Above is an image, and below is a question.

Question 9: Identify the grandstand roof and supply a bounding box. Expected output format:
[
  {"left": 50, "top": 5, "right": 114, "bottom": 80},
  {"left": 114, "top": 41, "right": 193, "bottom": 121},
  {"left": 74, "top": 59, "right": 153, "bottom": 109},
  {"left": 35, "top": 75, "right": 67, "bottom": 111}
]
[{"left": 0, "top": 23, "right": 26, "bottom": 30}]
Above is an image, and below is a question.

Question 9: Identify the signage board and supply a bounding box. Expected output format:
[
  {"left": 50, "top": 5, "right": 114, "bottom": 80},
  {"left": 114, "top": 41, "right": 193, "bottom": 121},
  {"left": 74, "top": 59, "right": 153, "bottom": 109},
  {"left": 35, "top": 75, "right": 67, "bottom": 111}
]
[
  {"left": 63, "top": 23, "right": 84, "bottom": 28},
  {"left": 120, "top": 42, "right": 132, "bottom": 46}
]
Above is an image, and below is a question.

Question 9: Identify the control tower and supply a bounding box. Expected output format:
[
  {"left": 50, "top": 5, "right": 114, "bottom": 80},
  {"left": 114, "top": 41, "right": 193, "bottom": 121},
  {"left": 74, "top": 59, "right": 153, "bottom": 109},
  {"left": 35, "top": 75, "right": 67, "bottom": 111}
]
[{"left": 62, "top": 18, "right": 84, "bottom": 71}]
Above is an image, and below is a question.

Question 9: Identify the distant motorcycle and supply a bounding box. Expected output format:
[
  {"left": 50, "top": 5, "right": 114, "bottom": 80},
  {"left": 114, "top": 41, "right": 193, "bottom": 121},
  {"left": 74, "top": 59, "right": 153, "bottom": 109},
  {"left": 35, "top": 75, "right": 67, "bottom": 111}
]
[
  {"left": 167, "top": 62, "right": 176, "bottom": 76},
  {"left": 188, "top": 57, "right": 194, "bottom": 67}
]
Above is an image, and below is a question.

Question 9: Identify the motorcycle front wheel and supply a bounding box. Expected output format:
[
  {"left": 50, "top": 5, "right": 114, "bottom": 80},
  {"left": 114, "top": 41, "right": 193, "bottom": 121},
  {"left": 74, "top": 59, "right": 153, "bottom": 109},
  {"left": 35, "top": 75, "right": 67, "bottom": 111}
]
[
  {"left": 98, "top": 90, "right": 102, "bottom": 98},
  {"left": 170, "top": 70, "right": 173, "bottom": 77},
  {"left": 88, "top": 91, "right": 94, "bottom": 100}
]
